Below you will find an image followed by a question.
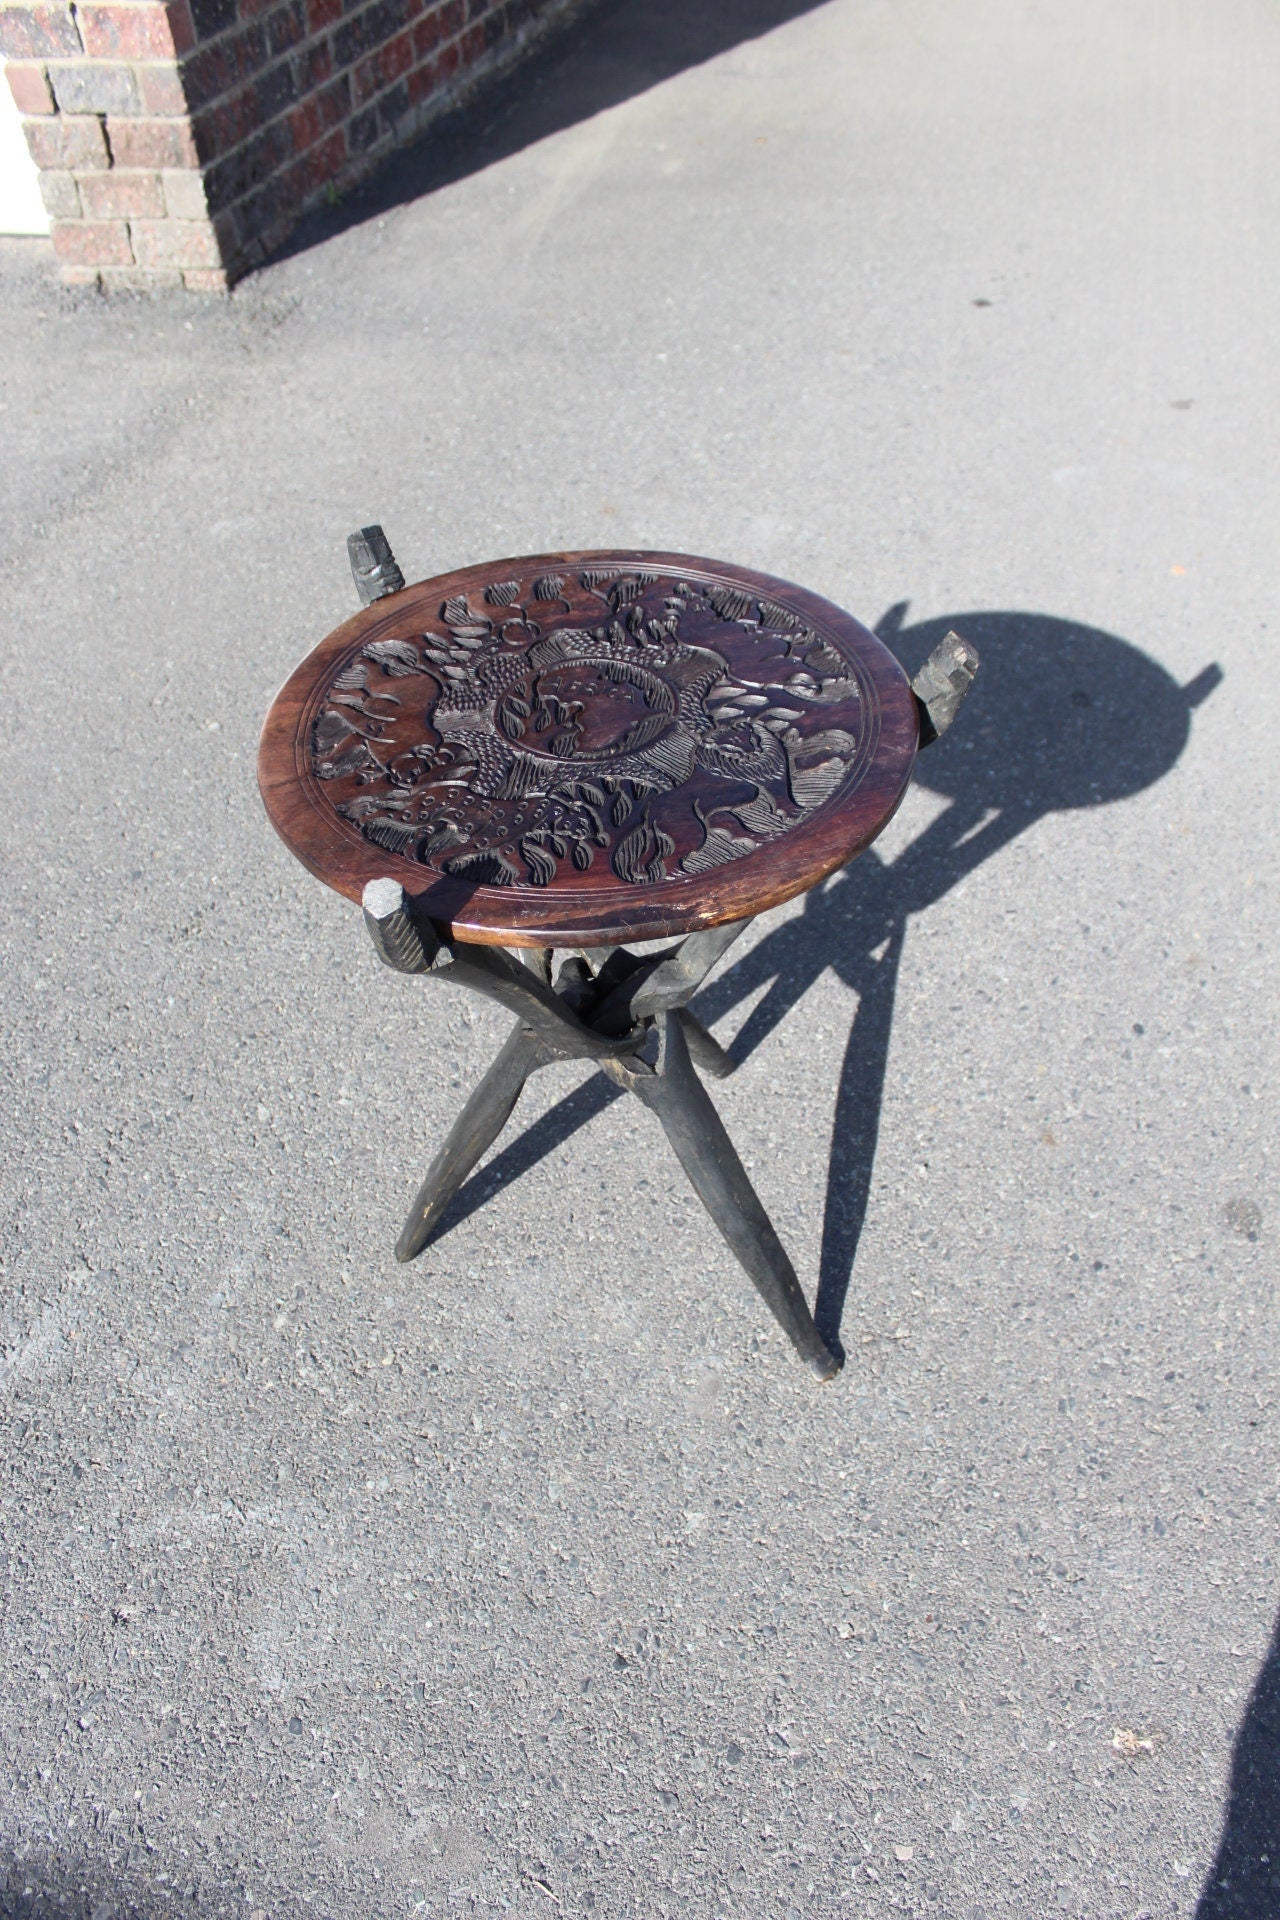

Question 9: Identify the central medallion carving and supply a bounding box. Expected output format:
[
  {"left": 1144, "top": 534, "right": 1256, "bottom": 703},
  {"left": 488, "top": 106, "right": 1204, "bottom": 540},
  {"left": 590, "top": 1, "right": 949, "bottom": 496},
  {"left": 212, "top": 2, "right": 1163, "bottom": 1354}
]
[{"left": 306, "top": 569, "right": 874, "bottom": 891}]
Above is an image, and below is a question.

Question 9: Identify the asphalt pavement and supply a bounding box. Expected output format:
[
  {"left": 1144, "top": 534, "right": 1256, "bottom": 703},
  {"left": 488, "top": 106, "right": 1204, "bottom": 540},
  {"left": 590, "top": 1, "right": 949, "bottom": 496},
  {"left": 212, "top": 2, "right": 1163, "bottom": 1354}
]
[{"left": 1, "top": 0, "right": 1277, "bottom": 1915}]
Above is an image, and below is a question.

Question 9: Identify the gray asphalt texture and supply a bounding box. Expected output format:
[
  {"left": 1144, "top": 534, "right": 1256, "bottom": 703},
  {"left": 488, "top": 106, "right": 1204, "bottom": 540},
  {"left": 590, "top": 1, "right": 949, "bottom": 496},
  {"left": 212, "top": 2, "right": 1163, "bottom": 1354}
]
[{"left": 2, "top": 1, "right": 1277, "bottom": 1915}]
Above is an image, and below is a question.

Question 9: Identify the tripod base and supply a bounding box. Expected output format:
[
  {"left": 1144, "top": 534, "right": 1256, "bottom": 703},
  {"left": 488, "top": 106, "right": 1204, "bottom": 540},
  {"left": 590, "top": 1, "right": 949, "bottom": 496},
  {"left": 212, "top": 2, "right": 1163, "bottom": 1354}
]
[{"left": 367, "top": 893, "right": 841, "bottom": 1379}]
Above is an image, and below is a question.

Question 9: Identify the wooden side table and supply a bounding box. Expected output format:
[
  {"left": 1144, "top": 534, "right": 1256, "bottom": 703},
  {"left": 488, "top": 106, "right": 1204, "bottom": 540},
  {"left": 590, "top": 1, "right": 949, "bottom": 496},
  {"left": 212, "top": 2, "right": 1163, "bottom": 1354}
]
[{"left": 258, "top": 535, "right": 977, "bottom": 1379}]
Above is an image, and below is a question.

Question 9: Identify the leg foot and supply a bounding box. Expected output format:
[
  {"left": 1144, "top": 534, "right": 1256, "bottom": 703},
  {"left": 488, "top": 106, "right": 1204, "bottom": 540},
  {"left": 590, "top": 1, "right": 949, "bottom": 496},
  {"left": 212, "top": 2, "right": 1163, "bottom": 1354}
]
[
  {"left": 634, "top": 1012, "right": 840, "bottom": 1378},
  {"left": 395, "top": 1022, "right": 547, "bottom": 1262}
]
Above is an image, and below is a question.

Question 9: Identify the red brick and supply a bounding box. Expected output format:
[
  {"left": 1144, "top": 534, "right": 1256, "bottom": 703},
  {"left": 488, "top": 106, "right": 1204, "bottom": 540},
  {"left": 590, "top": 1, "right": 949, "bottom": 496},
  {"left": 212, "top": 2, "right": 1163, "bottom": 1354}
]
[
  {"left": 0, "top": 5, "right": 80, "bottom": 58},
  {"left": 22, "top": 116, "right": 58, "bottom": 163},
  {"left": 309, "top": 121, "right": 344, "bottom": 179},
  {"left": 137, "top": 60, "right": 188, "bottom": 111},
  {"left": 106, "top": 112, "right": 197, "bottom": 165},
  {"left": 281, "top": 118, "right": 342, "bottom": 192},
  {"left": 182, "top": 17, "right": 283, "bottom": 111},
  {"left": 304, "top": 0, "right": 340, "bottom": 32},
  {"left": 286, "top": 71, "right": 346, "bottom": 149},
  {"left": 161, "top": 165, "right": 206, "bottom": 215},
  {"left": 78, "top": 167, "right": 166, "bottom": 215},
  {"left": 180, "top": 37, "right": 233, "bottom": 103},
  {"left": 266, "top": 0, "right": 306, "bottom": 56},
  {"left": 191, "top": 86, "right": 258, "bottom": 154},
  {"left": 390, "top": 28, "right": 421, "bottom": 79},
  {"left": 100, "top": 261, "right": 183, "bottom": 286},
  {"left": 192, "top": 97, "right": 241, "bottom": 154},
  {"left": 77, "top": 3, "right": 180, "bottom": 60},
  {"left": 6, "top": 61, "right": 55, "bottom": 112},
  {"left": 129, "top": 214, "right": 221, "bottom": 266},
  {"left": 410, "top": 7, "right": 444, "bottom": 58},
  {"left": 25, "top": 111, "right": 110, "bottom": 167},
  {"left": 352, "top": 49, "right": 377, "bottom": 102},
  {"left": 293, "top": 37, "right": 331, "bottom": 91},
  {"left": 51, "top": 216, "right": 134, "bottom": 264},
  {"left": 38, "top": 167, "right": 80, "bottom": 215},
  {"left": 166, "top": 0, "right": 196, "bottom": 54},
  {"left": 209, "top": 206, "right": 242, "bottom": 259},
  {"left": 457, "top": 19, "right": 483, "bottom": 64},
  {"left": 183, "top": 265, "right": 228, "bottom": 289},
  {"left": 285, "top": 93, "right": 321, "bottom": 146},
  {"left": 48, "top": 60, "right": 141, "bottom": 113},
  {"left": 60, "top": 263, "right": 102, "bottom": 285},
  {"left": 406, "top": 53, "right": 438, "bottom": 104}
]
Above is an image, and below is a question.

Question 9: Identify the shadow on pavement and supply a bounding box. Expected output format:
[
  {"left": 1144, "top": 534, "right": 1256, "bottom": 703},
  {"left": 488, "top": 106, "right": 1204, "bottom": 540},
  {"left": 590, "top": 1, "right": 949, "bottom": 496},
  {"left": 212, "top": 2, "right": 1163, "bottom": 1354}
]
[
  {"left": 414, "top": 603, "right": 1220, "bottom": 1357},
  {"left": 1198, "top": 1611, "right": 1280, "bottom": 1918},
  {"left": 274, "top": 0, "right": 833, "bottom": 264}
]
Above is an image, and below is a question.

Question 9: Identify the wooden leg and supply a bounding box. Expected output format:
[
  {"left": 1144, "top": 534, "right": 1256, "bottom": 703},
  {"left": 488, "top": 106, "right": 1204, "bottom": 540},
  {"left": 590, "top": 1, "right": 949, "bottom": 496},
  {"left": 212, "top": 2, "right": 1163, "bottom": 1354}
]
[
  {"left": 633, "top": 1013, "right": 841, "bottom": 1380},
  {"left": 395, "top": 1022, "right": 549, "bottom": 1263},
  {"left": 676, "top": 1008, "right": 736, "bottom": 1079}
]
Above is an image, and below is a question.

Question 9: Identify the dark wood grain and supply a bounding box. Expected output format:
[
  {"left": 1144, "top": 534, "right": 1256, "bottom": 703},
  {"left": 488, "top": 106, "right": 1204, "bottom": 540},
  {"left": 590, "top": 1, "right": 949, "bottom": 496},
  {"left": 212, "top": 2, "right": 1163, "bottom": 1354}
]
[{"left": 258, "top": 550, "right": 919, "bottom": 947}]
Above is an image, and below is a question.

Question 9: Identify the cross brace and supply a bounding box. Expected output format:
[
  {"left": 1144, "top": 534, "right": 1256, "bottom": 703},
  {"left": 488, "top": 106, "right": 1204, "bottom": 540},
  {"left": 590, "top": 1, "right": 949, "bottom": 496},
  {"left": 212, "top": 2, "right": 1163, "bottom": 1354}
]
[{"left": 362, "top": 877, "right": 841, "bottom": 1380}]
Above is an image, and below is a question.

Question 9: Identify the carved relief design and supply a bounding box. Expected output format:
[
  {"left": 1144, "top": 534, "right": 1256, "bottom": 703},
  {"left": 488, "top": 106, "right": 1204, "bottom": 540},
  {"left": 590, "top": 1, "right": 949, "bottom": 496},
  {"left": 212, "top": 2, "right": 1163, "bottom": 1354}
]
[{"left": 306, "top": 569, "right": 874, "bottom": 892}]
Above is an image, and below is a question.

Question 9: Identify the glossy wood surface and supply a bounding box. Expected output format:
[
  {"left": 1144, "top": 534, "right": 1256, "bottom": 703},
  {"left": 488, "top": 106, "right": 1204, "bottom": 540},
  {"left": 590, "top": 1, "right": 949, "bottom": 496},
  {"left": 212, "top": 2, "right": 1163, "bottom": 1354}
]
[{"left": 258, "top": 551, "right": 919, "bottom": 947}]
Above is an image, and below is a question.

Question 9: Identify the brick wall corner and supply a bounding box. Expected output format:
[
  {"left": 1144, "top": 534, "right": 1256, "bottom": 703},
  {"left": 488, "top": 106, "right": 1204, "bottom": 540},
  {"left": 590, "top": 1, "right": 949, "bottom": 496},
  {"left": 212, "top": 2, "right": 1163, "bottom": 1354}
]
[{"left": 3, "top": 0, "right": 587, "bottom": 290}]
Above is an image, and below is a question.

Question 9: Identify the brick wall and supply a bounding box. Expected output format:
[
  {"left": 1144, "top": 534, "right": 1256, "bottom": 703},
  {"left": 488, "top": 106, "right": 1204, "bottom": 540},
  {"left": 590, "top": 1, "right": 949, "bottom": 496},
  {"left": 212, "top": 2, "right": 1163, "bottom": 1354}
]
[{"left": 2, "top": 0, "right": 583, "bottom": 289}]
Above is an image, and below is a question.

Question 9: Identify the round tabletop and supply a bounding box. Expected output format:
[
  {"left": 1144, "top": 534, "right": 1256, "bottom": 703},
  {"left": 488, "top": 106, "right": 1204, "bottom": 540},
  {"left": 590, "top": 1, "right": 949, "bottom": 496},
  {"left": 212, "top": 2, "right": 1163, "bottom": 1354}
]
[{"left": 258, "top": 550, "right": 919, "bottom": 947}]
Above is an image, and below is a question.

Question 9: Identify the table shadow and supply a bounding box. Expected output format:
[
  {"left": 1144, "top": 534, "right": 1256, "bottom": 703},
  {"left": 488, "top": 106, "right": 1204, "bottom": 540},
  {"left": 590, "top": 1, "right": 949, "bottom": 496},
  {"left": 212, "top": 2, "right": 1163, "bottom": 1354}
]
[
  {"left": 1197, "top": 1608, "right": 1280, "bottom": 1917},
  {"left": 273, "top": 0, "right": 834, "bottom": 268},
  {"left": 417, "top": 603, "right": 1220, "bottom": 1359}
]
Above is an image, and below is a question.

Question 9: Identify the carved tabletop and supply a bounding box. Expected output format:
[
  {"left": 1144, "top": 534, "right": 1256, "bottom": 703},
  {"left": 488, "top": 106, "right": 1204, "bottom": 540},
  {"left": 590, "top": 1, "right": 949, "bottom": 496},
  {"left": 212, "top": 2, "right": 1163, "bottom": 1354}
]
[{"left": 258, "top": 551, "right": 920, "bottom": 948}]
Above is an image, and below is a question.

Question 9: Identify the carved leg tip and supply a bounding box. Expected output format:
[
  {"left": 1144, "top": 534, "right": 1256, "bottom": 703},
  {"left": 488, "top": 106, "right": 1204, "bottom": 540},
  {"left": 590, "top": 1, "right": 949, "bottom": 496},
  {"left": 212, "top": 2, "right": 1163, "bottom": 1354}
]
[
  {"left": 363, "top": 878, "right": 442, "bottom": 973},
  {"left": 364, "top": 876, "right": 407, "bottom": 920},
  {"left": 911, "top": 629, "right": 980, "bottom": 745},
  {"left": 348, "top": 524, "right": 406, "bottom": 607}
]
